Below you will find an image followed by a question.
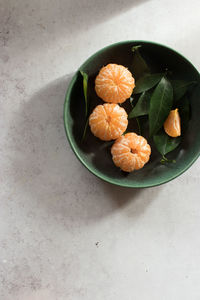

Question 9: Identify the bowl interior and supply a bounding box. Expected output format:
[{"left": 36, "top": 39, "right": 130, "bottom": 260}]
[{"left": 64, "top": 41, "right": 200, "bottom": 187}]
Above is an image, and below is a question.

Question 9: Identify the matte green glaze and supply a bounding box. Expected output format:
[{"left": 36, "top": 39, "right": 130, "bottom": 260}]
[{"left": 64, "top": 41, "right": 200, "bottom": 188}]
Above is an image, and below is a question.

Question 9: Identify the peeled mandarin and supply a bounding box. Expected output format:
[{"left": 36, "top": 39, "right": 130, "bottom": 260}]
[
  {"left": 89, "top": 103, "right": 128, "bottom": 141},
  {"left": 111, "top": 132, "right": 151, "bottom": 172},
  {"left": 95, "top": 63, "right": 135, "bottom": 104},
  {"left": 164, "top": 108, "right": 181, "bottom": 137}
]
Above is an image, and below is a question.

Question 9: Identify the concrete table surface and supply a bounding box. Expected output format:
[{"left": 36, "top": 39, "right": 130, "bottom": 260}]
[{"left": 0, "top": 0, "right": 200, "bottom": 299}]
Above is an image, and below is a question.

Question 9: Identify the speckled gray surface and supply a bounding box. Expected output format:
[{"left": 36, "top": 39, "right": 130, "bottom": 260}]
[{"left": 0, "top": 0, "right": 200, "bottom": 299}]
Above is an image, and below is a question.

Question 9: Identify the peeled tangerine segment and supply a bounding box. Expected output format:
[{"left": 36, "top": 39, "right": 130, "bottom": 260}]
[
  {"left": 164, "top": 108, "right": 181, "bottom": 138},
  {"left": 111, "top": 132, "right": 151, "bottom": 172},
  {"left": 89, "top": 103, "right": 128, "bottom": 141},
  {"left": 95, "top": 63, "right": 135, "bottom": 104}
]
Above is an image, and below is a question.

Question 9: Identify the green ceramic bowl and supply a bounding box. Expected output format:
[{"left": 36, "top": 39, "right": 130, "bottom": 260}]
[{"left": 64, "top": 41, "right": 200, "bottom": 188}]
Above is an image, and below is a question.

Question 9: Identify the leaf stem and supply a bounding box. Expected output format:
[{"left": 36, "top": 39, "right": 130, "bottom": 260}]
[
  {"left": 81, "top": 118, "right": 89, "bottom": 142},
  {"left": 160, "top": 155, "right": 176, "bottom": 164}
]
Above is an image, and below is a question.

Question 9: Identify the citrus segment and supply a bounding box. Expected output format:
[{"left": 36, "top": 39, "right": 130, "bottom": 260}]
[
  {"left": 89, "top": 103, "right": 128, "bottom": 141},
  {"left": 164, "top": 108, "right": 181, "bottom": 137},
  {"left": 111, "top": 132, "right": 151, "bottom": 172},
  {"left": 95, "top": 64, "right": 135, "bottom": 103}
]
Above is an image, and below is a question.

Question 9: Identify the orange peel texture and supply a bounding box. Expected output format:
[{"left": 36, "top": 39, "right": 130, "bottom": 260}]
[
  {"left": 111, "top": 132, "right": 151, "bottom": 172},
  {"left": 89, "top": 103, "right": 128, "bottom": 141},
  {"left": 95, "top": 64, "right": 135, "bottom": 104}
]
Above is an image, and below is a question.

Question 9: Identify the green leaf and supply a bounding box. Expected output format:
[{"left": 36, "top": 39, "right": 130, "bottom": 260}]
[
  {"left": 177, "top": 95, "right": 190, "bottom": 133},
  {"left": 129, "top": 91, "right": 151, "bottom": 119},
  {"left": 134, "top": 73, "right": 164, "bottom": 94},
  {"left": 80, "top": 70, "right": 88, "bottom": 117},
  {"left": 149, "top": 77, "right": 173, "bottom": 136},
  {"left": 171, "top": 80, "right": 196, "bottom": 102},
  {"left": 132, "top": 45, "right": 150, "bottom": 80},
  {"left": 153, "top": 130, "right": 181, "bottom": 156},
  {"left": 81, "top": 118, "right": 89, "bottom": 142},
  {"left": 80, "top": 70, "right": 89, "bottom": 142}
]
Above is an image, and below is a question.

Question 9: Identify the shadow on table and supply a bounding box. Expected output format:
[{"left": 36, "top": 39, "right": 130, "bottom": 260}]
[
  {"left": 1, "top": 0, "right": 149, "bottom": 50},
  {"left": 11, "top": 75, "right": 160, "bottom": 227}
]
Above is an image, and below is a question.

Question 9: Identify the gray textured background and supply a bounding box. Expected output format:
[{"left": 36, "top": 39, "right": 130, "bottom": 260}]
[{"left": 0, "top": 0, "right": 200, "bottom": 299}]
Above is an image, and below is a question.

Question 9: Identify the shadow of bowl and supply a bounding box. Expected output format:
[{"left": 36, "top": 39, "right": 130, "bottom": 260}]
[{"left": 10, "top": 73, "right": 157, "bottom": 227}]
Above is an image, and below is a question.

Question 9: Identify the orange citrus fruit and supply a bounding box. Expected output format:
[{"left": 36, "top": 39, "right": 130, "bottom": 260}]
[
  {"left": 111, "top": 132, "right": 151, "bottom": 172},
  {"left": 89, "top": 103, "right": 128, "bottom": 141},
  {"left": 95, "top": 63, "right": 135, "bottom": 104},
  {"left": 164, "top": 108, "right": 181, "bottom": 137}
]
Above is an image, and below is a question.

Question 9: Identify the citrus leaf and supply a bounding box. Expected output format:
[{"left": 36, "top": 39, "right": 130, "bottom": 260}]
[
  {"left": 129, "top": 91, "right": 151, "bottom": 119},
  {"left": 171, "top": 80, "right": 196, "bottom": 102},
  {"left": 80, "top": 70, "right": 88, "bottom": 117},
  {"left": 81, "top": 118, "right": 89, "bottom": 142},
  {"left": 131, "top": 45, "right": 150, "bottom": 80},
  {"left": 153, "top": 130, "right": 181, "bottom": 156},
  {"left": 149, "top": 77, "right": 173, "bottom": 136},
  {"left": 80, "top": 70, "right": 89, "bottom": 142},
  {"left": 134, "top": 73, "right": 164, "bottom": 94}
]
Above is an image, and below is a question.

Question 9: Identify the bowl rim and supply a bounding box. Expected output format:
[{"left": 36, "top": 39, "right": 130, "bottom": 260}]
[{"left": 64, "top": 40, "right": 200, "bottom": 188}]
